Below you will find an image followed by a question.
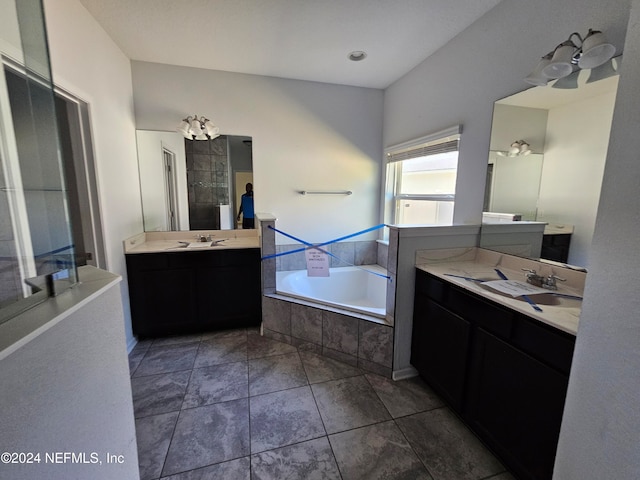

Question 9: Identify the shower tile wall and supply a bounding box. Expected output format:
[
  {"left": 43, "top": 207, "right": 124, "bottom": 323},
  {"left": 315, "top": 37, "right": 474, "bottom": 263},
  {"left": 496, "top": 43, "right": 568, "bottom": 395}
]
[
  {"left": 186, "top": 137, "right": 229, "bottom": 230},
  {"left": 276, "top": 240, "right": 378, "bottom": 271}
]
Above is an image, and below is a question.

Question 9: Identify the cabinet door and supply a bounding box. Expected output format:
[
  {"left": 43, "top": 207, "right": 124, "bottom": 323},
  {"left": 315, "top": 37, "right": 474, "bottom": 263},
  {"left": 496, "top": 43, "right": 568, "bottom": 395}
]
[
  {"left": 468, "top": 328, "right": 569, "bottom": 480},
  {"left": 412, "top": 297, "right": 471, "bottom": 412},
  {"left": 130, "top": 267, "right": 198, "bottom": 337},
  {"left": 196, "top": 250, "right": 262, "bottom": 328}
]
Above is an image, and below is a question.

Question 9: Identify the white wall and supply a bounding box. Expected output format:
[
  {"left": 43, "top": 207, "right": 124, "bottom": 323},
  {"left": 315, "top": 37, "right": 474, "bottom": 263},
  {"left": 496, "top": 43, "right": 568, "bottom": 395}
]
[
  {"left": 136, "top": 130, "right": 188, "bottom": 231},
  {"left": 43, "top": 0, "right": 143, "bottom": 348},
  {"left": 0, "top": 279, "right": 139, "bottom": 480},
  {"left": 489, "top": 104, "right": 549, "bottom": 154},
  {"left": 538, "top": 89, "right": 617, "bottom": 267},
  {"left": 131, "top": 61, "right": 384, "bottom": 244},
  {"left": 554, "top": 0, "right": 640, "bottom": 476}
]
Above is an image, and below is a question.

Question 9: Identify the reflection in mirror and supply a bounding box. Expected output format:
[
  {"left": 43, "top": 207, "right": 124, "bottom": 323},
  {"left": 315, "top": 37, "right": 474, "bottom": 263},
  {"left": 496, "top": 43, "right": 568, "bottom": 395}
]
[
  {"left": 482, "top": 57, "right": 620, "bottom": 267},
  {"left": 136, "top": 131, "right": 253, "bottom": 232}
]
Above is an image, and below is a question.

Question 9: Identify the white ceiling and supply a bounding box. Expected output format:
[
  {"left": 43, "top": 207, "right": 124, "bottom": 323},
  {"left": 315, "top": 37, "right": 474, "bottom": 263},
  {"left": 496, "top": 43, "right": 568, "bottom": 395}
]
[{"left": 78, "top": 0, "right": 502, "bottom": 89}]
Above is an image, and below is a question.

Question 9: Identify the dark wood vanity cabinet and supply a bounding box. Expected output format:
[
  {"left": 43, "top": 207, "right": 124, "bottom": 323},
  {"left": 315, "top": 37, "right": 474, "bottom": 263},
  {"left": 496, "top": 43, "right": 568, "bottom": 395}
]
[
  {"left": 126, "top": 248, "right": 262, "bottom": 337},
  {"left": 412, "top": 269, "right": 575, "bottom": 480},
  {"left": 541, "top": 233, "right": 571, "bottom": 263}
]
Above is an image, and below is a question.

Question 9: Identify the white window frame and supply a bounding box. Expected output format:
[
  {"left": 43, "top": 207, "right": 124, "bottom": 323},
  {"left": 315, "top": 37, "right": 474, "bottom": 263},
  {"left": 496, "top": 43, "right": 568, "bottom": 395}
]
[{"left": 381, "top": 125, "right": 461, "bottom": 232}]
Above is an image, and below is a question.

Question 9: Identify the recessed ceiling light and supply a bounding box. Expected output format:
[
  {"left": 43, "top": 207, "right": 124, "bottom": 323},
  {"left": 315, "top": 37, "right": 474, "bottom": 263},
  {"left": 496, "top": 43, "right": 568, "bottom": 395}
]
[{"left": 348, "top": 51, "right": 367, "bottom": 61}]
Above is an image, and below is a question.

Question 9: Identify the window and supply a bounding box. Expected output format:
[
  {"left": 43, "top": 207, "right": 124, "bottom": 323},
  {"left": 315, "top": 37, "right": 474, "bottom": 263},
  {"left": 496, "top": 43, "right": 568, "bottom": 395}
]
[{"left": 383, "top": 127, "right": 460, "bottom": 226}]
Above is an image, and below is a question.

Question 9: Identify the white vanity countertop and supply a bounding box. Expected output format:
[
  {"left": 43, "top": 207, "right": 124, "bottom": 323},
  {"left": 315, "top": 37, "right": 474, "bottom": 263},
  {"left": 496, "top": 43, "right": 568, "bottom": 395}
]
[
  {"left": 124, "top": 230, "right": 260, "bottom": 254},
  {"left": 415, "top": 247, "right": 585, "bottom": 335}
]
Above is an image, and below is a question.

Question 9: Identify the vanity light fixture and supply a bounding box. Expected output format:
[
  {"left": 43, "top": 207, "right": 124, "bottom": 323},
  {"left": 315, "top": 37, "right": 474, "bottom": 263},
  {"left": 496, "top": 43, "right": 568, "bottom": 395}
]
[
  {"left": 496, "top": 140, "right": 532, "bottom": 157},
  {"left": 524, "top": 28, "right": 615, "bottom": 86},
  {"left": 177, "top": 115, "right": 220, "bottom": 140}
]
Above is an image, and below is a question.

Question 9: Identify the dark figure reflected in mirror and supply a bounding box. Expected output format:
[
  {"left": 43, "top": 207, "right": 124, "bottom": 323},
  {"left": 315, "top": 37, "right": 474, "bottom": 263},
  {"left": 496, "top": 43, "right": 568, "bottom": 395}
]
[{"left": 237, "top": 183, "right": 255, "bottom": 229}]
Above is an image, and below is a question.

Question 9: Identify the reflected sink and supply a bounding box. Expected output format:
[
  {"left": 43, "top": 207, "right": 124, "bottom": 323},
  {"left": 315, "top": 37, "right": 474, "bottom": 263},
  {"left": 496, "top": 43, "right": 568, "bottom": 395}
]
[{"left": 477, "top": 283, "right": 582, "bottom": 307}]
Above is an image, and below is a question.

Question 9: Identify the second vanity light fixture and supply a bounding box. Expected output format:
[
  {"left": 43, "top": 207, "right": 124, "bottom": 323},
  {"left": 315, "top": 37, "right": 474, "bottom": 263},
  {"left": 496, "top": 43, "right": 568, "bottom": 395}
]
[
  {"left": 524, "top": 29, "right": 616, "bottom": 86},
  {"left": 496, "top": 140, "right": 532, "bottom": 157},
  {"left": 177, "top": 115, "right": 220, "bottom": 140}
]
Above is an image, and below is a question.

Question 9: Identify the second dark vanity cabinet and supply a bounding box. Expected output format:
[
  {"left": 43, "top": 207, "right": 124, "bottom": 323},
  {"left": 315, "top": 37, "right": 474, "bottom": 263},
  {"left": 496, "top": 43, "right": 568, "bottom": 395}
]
[
  {"left": 126, "top": 248, "right": 262, "bottom": 337},
  {"left": 412, "top": 269, "right": 575, "bottom": 480}
]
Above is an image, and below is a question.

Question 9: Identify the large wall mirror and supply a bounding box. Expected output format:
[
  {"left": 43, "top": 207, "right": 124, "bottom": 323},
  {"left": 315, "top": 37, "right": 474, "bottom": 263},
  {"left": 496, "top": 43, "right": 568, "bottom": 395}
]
[
  {"left": 136, "top": 131, "right": 253, "bottom": 232},
  {"left": 482, "top": 56, "right": 621, "bottom": 267}
]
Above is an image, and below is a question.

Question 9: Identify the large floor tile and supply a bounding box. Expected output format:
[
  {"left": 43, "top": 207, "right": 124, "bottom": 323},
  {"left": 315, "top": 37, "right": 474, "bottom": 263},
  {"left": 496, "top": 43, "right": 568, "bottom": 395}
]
[
  {"left": 365, "top": 373, "right": 444, "bottom": 418},
  {"left": 247, "top": 333, "right": 297, "bottom": 359},
  {"left": 182, "top": 361, "right": 248, "bottom": 409},
  {"left": 128, "top": 352, "right": 146, "bottom": 377},
  {"left": 396, "top": 407, "right": 505, "bottom": 480},
  {"left": 193, "top": 335, "right": 247, "bottom": 368},
  {"left": 150, "top": 334, "right": 201, "bottom": 348},
  {"left": 299, "top": 350, "right": 362, "bottom": 384},
  {"left": 131, "top": 370, "right": 191, "bottom": 418},
  {"left": 485, "top": 472, "right": 516, "bottom": 480},
  {"left": 162, "top": 399, "right": 250, "bottom": 476},
  {"left": 200, "top": 328, "right": 248, "bottom": 341},
  {"left": 251, "top": 437, "right": 341, "bottom": 480},
  {"left": 134, "top": 343, "right": 199, "bottom": 377},
  {"left": 135, "top": 411, "right": 178, "bottom": 480},
  {"left": 329, "top": 421, "right": 432, "bottom": 480},
  {"left": 250, "top": 386, "right": 325, "bottom": 453},
  {"left": 311, "top": 375, "right": 390, "bottom": 434},
  {"left": 249, "top": 352, "right": 307, "bottom": 396},
  {"left": 160, "top": 457, "right": 250, "bottom": 480},
  {"left": 131, "top": 339, "right": 153, "bottom": 355}
]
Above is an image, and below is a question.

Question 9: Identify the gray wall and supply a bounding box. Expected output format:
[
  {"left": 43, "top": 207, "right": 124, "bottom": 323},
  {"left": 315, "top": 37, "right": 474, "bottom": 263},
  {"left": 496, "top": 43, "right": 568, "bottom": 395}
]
[
  {"left": 555, "top": 0, "right": 640, "bottom": 477},
  {"left": 383, "top": 0, "right": 629, "bottom": 225},
  {"left": 131, "top": 61, "right": 384, "bottom": 244},
  {"left": 0, "top": 282, "right": 139, "bottom": 480},
  {"left": 384, "top": 0, "right": 637, "bottom": 476}
]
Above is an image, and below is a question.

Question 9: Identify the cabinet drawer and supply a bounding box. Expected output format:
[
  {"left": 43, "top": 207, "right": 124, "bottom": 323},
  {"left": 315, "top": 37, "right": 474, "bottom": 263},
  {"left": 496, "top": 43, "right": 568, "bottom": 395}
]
[
  {"left": 448, "top": 287, "right": 513, "bottom": 339},
  {"left": 415, "top": 269, "right": 447, "bottom": 303},
  {"left": 167, "top": 248, "right": 260, "bottom": 268},
  {"left": 126, "top": 253, "right": 169, "bottom": 270},
  {"left": 511, "top": 314, "right": 575, "bottom": 374}
]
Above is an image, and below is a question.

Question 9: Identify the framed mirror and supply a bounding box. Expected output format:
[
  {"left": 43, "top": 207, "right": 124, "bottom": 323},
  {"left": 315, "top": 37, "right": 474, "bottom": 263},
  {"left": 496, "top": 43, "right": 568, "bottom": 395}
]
[
  {"left": 482, "top": 57, "right": 620, "bottom": 267},
  {"left": 136, "top": 130, "right": 253, "bottom": 232}
]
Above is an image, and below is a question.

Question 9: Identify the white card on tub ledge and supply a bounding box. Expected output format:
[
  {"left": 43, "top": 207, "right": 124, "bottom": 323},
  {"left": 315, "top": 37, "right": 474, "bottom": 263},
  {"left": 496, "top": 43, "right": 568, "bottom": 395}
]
[
  {"left": 305, "top": 247, "right": 330, "bottom": 277},
  {"left": 481, "top": 279, "right": 549, "bottom": 297}
]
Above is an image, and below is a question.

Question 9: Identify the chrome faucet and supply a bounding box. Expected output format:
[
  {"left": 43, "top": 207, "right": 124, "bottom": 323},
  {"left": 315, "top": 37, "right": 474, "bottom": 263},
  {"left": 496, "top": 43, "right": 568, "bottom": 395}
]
[{"left": 522, "top": 269, "right": 566, "bottom": 290}]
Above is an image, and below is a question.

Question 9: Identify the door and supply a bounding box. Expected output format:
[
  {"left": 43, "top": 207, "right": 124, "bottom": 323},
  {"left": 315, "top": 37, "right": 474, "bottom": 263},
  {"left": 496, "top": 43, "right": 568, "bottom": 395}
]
[
  {"left": 163, "top": 147, "right": 179, "bottom": 231},
  {"left": 54, "top": 89, "right": 105, "bottom": 268}
]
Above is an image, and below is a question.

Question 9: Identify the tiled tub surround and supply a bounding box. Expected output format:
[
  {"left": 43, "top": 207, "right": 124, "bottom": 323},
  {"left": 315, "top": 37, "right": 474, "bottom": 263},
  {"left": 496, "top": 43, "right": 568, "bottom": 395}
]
[
  {"left": 257, "top": 215, "right": 397, "bottom": 377},
  {"left": 262, "top": 296, "right": 394, "bottom": 377},
  {"left": 275, "top": 240, "right": 380, "bottom": 271},
  {"left": 415, "top": 247, "right": 586, "bottom": 335}
]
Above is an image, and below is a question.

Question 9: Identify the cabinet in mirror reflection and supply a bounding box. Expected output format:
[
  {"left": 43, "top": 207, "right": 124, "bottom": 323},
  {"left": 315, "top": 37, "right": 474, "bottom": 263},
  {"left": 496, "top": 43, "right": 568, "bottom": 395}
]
[
  {"left": 136, "top": 131, "right": 253, "bottom": 232},
  {"left": 482, "top": 57, "right": 620, "bottom": 268}
]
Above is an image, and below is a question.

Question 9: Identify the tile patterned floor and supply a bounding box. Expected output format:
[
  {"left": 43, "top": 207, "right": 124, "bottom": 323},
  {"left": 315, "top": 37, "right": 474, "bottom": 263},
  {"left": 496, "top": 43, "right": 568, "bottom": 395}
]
[{"left": 129, "top": 328, "right": 516, "bottom": 480}]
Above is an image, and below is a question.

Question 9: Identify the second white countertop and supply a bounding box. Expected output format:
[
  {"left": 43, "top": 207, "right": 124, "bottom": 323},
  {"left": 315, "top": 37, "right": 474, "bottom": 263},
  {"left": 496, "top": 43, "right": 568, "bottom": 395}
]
[{"left": 416, "top": 248, "right": 585, "bottom": 335}]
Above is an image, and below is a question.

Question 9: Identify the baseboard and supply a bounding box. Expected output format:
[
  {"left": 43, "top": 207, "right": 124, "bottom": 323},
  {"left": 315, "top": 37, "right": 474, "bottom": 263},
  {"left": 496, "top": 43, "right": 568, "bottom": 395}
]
[{"left": 392, "top": 365, "right": 419, "bottom": 381}]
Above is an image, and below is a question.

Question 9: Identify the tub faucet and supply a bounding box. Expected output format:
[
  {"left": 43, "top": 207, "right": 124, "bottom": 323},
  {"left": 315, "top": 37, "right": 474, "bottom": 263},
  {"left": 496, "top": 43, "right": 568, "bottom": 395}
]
[{"left": 522, "top": 269, "right": 565, "bottom": 290}]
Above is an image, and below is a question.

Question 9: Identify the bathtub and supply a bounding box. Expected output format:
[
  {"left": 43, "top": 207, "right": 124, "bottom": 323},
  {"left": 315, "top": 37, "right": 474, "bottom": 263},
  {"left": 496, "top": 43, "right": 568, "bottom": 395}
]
[{"left": 276, "top": 265, "right": 387, "bottom": 318}]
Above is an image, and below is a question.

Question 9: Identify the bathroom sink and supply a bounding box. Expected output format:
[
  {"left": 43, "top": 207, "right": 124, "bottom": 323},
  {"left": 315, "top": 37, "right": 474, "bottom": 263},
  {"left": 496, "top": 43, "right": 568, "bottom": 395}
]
[
  {"left": 187, "top": 242, "right": 213, "bottom": 248},
  {"left": 477, "top": 283, "right": 581, "bottom": 307}
]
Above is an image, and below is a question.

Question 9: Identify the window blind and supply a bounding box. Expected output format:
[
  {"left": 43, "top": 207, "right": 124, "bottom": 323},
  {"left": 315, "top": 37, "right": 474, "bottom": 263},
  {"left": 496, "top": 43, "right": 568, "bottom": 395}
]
[{"left": 386, "top": 137, "right": 459, "bottom": 163}]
